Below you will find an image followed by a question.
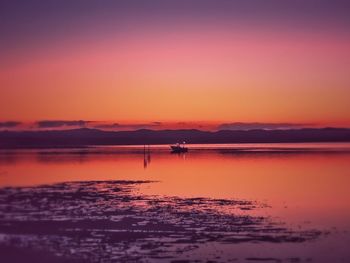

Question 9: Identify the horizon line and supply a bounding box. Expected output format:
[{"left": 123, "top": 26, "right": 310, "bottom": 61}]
[{"left": 1, "top": 126, "right": 350, "bottom": 133}]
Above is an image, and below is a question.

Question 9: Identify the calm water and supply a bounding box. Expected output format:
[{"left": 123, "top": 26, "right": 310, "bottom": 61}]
[{"left": 0, "top": 143, "right": 350, "bottom": 262}]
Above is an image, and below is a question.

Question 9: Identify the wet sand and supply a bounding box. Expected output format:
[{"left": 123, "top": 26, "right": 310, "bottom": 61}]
[{"left": 0, "top": 180, "right": 323, "bottom": 262}]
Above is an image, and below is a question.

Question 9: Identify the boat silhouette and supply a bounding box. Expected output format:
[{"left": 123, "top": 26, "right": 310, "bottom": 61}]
[{"left": 170, "top": 142, "right": 188, "bottom": 153}]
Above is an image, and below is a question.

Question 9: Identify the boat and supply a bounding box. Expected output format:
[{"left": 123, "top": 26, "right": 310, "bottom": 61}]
[{"left": 170, "top": 142, "right": 188, "bottom": 153}]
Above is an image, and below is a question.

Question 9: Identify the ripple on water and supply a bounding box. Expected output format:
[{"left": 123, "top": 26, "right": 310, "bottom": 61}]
[{"left": 0, "top": 181, "right": 323, "bottom": 262}]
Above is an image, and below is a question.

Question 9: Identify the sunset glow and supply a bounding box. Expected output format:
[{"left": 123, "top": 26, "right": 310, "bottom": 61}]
[
  {"left": 1, "top": 2, "right": 350, "bottom": 262},
  {"left": 1, "top": 1, "right": 350, "bottom": 129}
]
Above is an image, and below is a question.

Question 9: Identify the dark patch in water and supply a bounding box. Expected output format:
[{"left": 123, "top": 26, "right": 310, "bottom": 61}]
[
  {"left": 0, "top": 181, "right": 322, "bottom": 262},
  {"left": 246, "top": 258, "right": 282, "bottom": 262}
]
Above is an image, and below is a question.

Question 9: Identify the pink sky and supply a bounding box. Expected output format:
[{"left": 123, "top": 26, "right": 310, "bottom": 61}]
[{"left": 1, "top": 1, "right": 350, "bottom": 130}]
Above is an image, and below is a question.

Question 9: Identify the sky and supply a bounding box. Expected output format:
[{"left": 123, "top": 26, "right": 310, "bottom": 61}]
[{"left": 1, "top": 0, "right": 350, "bottom": 131}]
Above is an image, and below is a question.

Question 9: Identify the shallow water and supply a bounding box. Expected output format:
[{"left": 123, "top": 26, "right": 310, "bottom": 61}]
[{"left": 0, "top": 143, "right": 350, "bottom": 262}]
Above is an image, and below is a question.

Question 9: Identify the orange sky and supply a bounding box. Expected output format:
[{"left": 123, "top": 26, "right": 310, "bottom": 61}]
[{"left": 1, "top": 1, "right": 350, "bottom": 130}]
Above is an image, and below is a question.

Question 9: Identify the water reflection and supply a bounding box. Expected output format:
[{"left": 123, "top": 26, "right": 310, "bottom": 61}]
[
  {"left": 143, "top": 145, "right": 151, "bottom": 169},
  {"left": 0, "top": 180, "right": 323, "bottom": 262},
  {"left": 0, "top": 144, "right": 350, "bottom": 262}
]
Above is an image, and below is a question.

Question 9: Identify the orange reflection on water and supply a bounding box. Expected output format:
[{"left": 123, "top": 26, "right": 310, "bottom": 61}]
[{"left": 0, "top": 147, "right": 350, "bottom": 228}]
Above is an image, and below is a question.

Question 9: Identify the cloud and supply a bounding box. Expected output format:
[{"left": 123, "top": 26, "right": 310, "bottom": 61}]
[
  {"left": 36, "top": 120, "right": 89, "bottom": 128},
  {"left": 94, "top": 123, "right": 121, "bottom": 129},
  {"left": 0, "top": 121, "right": 21, "bottom": 128},
  {"left": 152, "top": 122, "right": 162, "bottom": 125},
  {"left": 217, "top": 122, "right": 310, "bottom": 131},
  {"left": 94, "top": 122, "right": 162, "bottom": 130}
]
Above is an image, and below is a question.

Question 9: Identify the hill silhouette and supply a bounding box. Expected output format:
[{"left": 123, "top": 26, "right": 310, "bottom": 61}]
[{"left": 1, "top": 128, "right": 350, "bottom": 148}]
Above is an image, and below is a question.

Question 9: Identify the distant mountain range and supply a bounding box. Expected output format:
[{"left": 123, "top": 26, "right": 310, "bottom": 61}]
[{"left": 0, "top": 128, "right": 350, "bottom": 148}]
